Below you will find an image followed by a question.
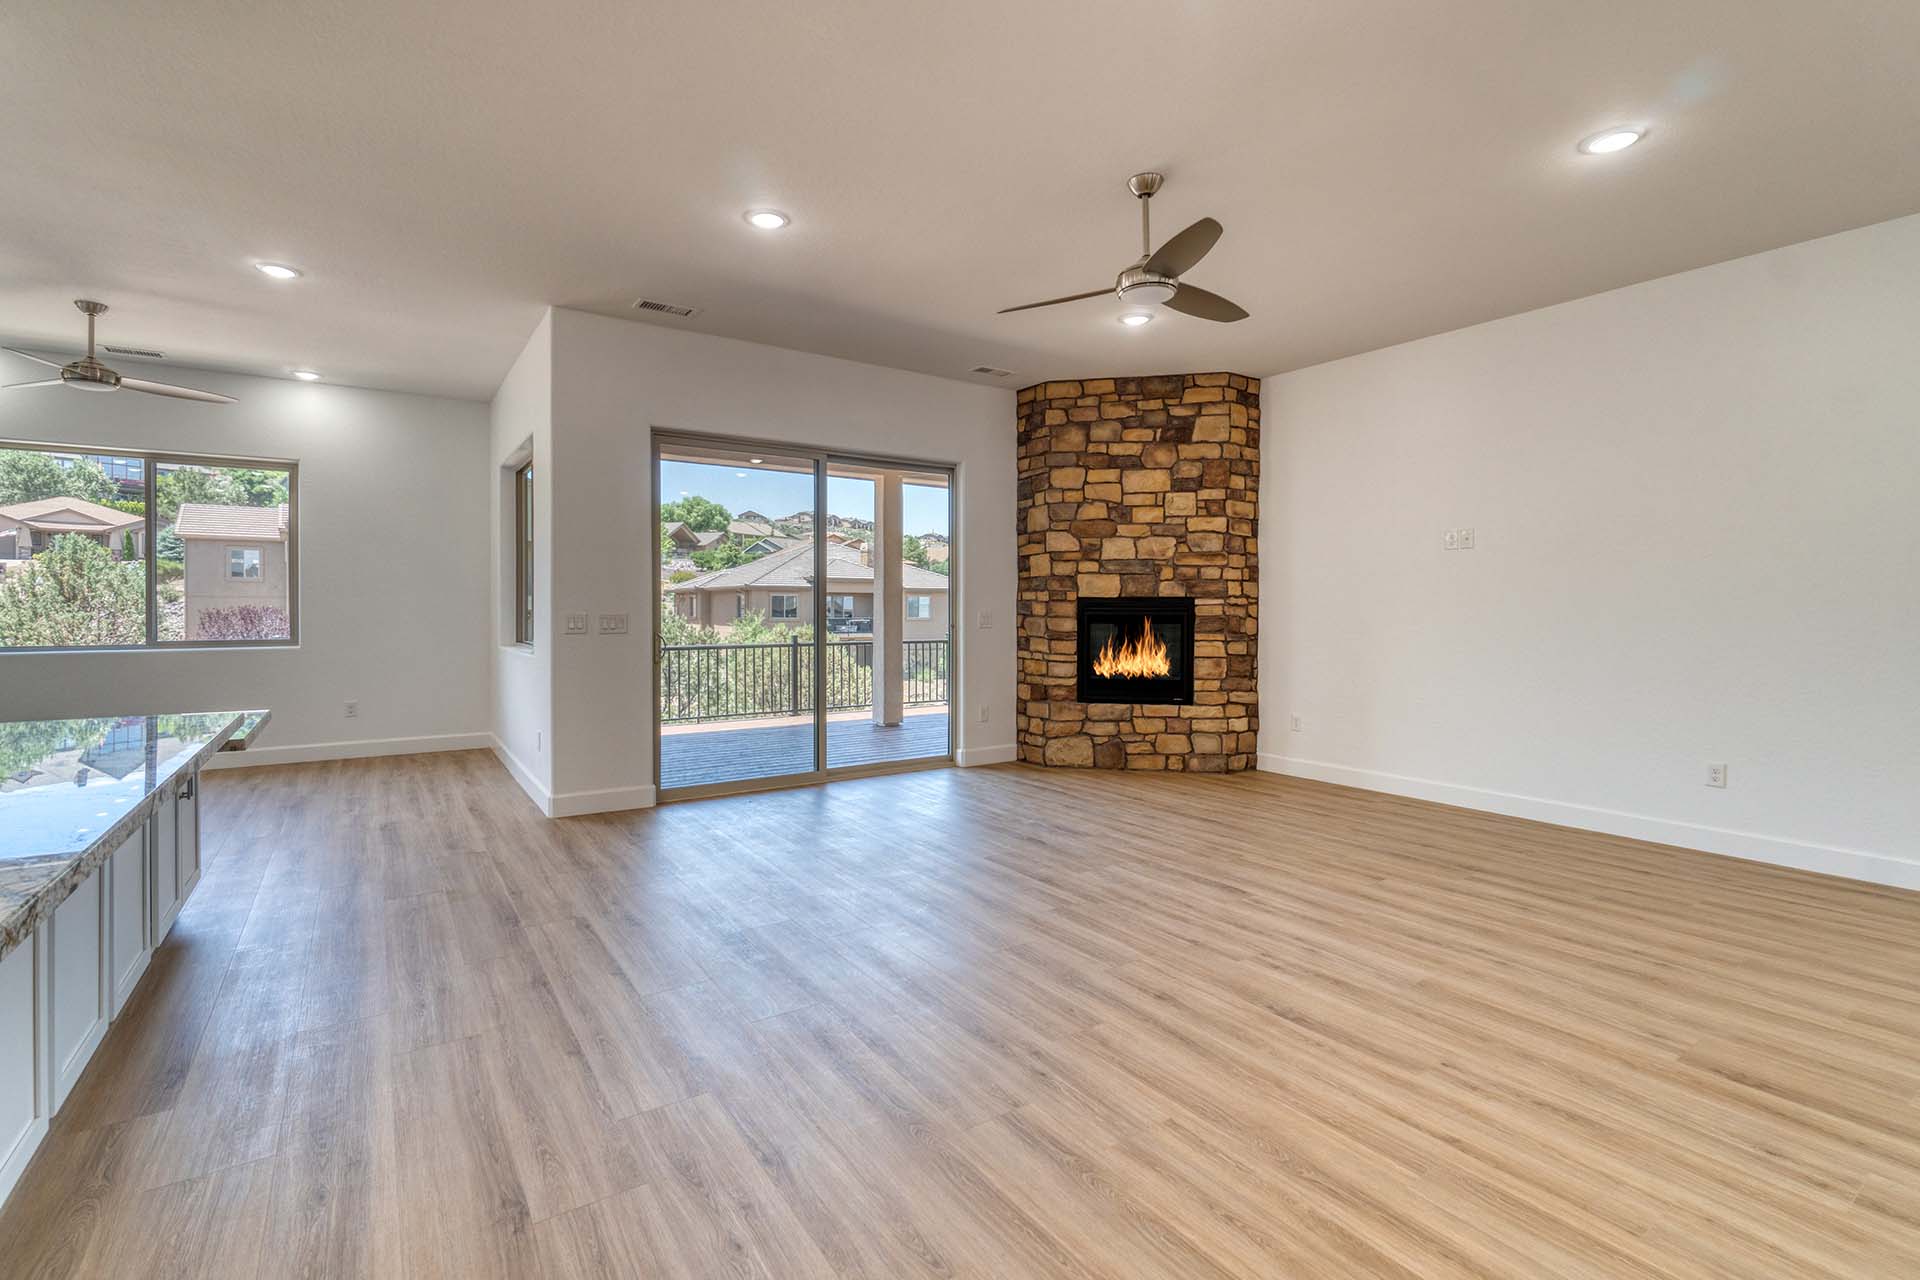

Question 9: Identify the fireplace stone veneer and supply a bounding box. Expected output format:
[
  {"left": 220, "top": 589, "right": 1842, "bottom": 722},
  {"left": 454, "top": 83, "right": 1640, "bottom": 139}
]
[{"left": 1016, "top": 373, "right": 1259, "bottom": 771}]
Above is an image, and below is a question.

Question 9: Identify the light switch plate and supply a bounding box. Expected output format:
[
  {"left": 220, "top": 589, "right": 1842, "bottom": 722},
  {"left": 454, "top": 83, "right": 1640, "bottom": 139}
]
[
  {"left": 1442, "top": 530, "right": 1460, "bottom": 551},
  {"left": 565, "top": 612, "right": 589, "bottom": 634},
  {"left": 597, "top": 613, "right": 629, "bottom": 634}
]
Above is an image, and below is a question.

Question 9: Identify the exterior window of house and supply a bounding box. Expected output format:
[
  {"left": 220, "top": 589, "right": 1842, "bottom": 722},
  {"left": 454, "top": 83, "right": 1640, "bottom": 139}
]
[
  {"left": 0, "top": 443, "right": 296, "bottom": 650},
  {"left": 735, "top": 592, "right": 746, "bottom": 619},
  {"left": 514, "top": 461, "right": 534, "bottom": 646},
  {"left": 906, "top": 595, "right": 931, "bottom": 620},
  {"left": 827, "top": 594, "right": 855, "bottom": 619},
  {"left": 770, "top": 593, "right": 798, "bottom": 619}
]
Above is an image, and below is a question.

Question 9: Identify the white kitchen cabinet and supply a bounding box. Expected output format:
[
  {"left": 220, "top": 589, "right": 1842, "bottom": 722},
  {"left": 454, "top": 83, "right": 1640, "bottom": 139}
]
[
  {"left": 48, "top": 867, "right": 107, "bottom": 1111},
  {"left": 153, "top": 784, "right": 182, "bottom": 942},
  {"left": 109, "top": 826, "right": 151, "bottom": 1018}
]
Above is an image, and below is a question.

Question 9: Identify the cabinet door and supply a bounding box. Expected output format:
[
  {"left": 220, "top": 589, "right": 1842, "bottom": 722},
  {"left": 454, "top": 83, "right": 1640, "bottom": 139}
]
[
  {"left": 178, "top": 770, "right": 202, "bottom": 896},
  {"left": 0, "top": 936, "right": 45, "bottom": 1206},
  {"left": 109, "top": 826, "right": 151, "bottom": 1018},
  {"left": 50, "top": 869, "right": 107, "bottom": 1110},
  {"left": 153, "top": 787, "right": 181, "bottom": 942}
]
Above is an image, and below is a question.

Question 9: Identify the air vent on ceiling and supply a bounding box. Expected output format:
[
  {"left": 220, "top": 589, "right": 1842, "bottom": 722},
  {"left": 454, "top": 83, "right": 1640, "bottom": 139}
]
[
  {"left": 632, "top": 298, "right": 699, "bottom": 318},
  {"left": 970, "top": 365, "right": 1014, "bottom": 378},
  {"left": 104, "top": 343, "right": 165, "bottom": 359}
]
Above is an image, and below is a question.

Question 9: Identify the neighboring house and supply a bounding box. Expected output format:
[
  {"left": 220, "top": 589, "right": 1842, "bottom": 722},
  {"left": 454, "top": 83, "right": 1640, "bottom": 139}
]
[
  {"left": 668, "top": 540, "right": 949, "bottom": 639},
  {"left": 919, "top": 533, "right": 950, "bottom": 565},
  {"left": 661, "top": 521, "right": 725, "bottom": 553},
  {"left": 175, "top": 503, "right": 289, "bottom": 639},
  {"left": 726, "top": 518, "right": 773, "bottom": 539},
  {"left": 0, "top": 496, "right": 145, "bottom": 561},
  {"left": 733, "top": 509, "right": 771, "bottom": 525}
]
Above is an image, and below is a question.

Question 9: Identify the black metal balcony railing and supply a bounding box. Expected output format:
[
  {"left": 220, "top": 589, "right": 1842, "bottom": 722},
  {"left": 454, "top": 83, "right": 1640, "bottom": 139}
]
[{"left": 659, "top": 638, "right": 949, "bottom": 725}]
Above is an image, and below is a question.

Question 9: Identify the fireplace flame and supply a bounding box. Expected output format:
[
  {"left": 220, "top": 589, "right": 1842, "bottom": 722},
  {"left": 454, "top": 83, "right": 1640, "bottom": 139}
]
[{"left": 1092, "top": 619, "right": 1171, "bottom": 679}]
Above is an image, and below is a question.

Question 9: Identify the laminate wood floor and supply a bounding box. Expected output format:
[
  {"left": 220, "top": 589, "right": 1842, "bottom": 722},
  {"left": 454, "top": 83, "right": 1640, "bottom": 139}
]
[{"left": 3, "top": 751, "right": 1918, "bottom": 1278}]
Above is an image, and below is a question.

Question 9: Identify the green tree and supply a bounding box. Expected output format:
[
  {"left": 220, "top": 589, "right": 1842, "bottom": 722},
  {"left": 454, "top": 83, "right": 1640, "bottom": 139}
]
[
  {"left": 903, "top": 535, "right": 930, "bottom": 569},
  {"left": 156, "top": 467, "right": 237, "bottom": 521},
  {"left": 156, "top": 526, "right": 184, "bottom": 561},
  {"left": 691, "top": 536, "right": 759, "bottom": 571},
  {"left": 660, "top": 495, "right": 730, "bottom": 531},
  {"left": 0, "top": 534, "right": 145, "bottom": 646},
  {"left": 121, "top": 531, "right": 137, "bottom": 561},
  {"left": 668, "top": 569, "right": 696, "bottom": 583},
  {"left": 226, "top": 468, "right": 289, "bottom": 507},
  {"left": 0, "top": 450, "right": 118, "bottom": 505}
]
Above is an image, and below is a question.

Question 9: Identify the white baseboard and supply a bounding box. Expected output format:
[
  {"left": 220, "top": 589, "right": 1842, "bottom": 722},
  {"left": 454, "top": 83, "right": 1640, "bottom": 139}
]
[
  {"left": 490, "top": 737, "right": 552, "bottom": 816},
  {"left": 957, "top": 744, "right": 1017, "bottom": 766},
  {"left": 204, "top": 731, "right": 493, "bottom": 770},
  {"left": 1257, "top": 754, "right": 1920, "bottom": 892},
  {"left": 550, "top": 783, "right": 657, "bottom": 817}
]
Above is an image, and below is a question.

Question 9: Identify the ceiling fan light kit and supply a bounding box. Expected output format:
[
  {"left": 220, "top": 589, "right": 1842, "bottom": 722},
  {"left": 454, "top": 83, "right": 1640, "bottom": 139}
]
[
  {"left": 3, "top": 300, "right": 237, "bottom": 404},
  {"left": 998, "top": 171, "right": 1249, "bottom": 324}
]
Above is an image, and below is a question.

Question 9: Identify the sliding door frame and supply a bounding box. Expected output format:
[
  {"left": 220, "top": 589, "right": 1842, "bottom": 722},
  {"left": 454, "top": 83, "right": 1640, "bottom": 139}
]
[{"left": 651, "top": 429, "right": 958, "bottom": 802}]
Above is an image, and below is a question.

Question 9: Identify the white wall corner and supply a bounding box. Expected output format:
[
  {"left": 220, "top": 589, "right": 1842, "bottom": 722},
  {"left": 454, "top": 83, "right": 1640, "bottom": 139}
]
[{"left": 490, "top": 736, "right": 554, "bottom": 816}]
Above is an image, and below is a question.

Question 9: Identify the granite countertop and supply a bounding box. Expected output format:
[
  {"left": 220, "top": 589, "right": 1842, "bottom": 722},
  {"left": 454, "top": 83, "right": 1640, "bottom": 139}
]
[{"left": 0, "top": 710, "right": 267, "bottom": 960}]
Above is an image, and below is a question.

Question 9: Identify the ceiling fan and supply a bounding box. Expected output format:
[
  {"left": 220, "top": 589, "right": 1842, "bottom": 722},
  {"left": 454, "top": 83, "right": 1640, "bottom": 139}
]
[
  {"left": 999, "top": 172, "right": 1249, "bottom": 323},
  {"left": 3, "top": 300, "right": 236, "bottom": 404}
]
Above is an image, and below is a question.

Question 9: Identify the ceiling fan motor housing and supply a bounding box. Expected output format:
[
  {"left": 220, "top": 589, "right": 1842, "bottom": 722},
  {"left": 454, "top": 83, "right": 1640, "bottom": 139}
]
[
  {"left": 1116, "top": 265, "right": 1178, "bottom": 308},
  {"left": 61, "top": 359, "right": 121, "bottom": 392}
]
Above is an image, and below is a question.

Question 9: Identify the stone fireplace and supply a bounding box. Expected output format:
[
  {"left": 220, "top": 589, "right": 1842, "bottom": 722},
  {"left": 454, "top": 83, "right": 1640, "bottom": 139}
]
[{"left": 1016, "top": 373, "right": 1259, "bottom": 771}]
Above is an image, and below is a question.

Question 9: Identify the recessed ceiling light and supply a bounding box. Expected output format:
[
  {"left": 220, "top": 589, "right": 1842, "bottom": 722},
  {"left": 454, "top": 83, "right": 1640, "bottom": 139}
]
[
  {"left": 1119, "top": 311, "right": 1154, "bottom": 327},
  {"left": 290, "top": 369, "right": 321, "bottom": 381},
  {"left": 1577, "top": 127, "right": 1644, "bottom": 155},
  {"left": 743, "top": 209, "right": 791, "bottom": 231},
  {"left": 254, "top": 262, "right": 303, "bottom": 280},
  {"left": 749, "top": 457, "right": 763, "bottom": 464}
]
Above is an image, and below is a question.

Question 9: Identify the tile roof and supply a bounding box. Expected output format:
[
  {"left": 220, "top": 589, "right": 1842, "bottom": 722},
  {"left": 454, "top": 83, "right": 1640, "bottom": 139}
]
[
  {"left": 0, "top": 496, "right": 143, "bottom": 531},
  {"left": 670, "top": 540, "right": 950, "bottom": 593},
  {"left": 173, "top": 503, "right": 289, "bottom": 540}
]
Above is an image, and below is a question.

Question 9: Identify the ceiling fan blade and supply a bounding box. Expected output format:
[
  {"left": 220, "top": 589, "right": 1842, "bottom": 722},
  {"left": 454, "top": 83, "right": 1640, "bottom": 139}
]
[
  {"left": 120, "top": 376, "right": 237, "bottom": 404},
  {"left": 1164, "top": 284, "right": 1249, "bottom": 323},
  {"left": 4, "top": 378, "right": 63, "bottom": 389},
  {"left": 997, "top": 288, "right": 1111, "bottom": 315},
  {"left": 1144, "top": 217, "right": 1223, "bottom": 277},
  {"left": 3, "top": 346, "right": 64, "bottom": 370}
]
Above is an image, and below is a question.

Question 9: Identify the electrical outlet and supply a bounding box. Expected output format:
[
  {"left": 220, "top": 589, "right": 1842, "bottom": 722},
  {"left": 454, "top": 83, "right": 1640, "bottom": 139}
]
[
  {"left": 344, "top": 699, "right": 359, "bottom": 719},
  {"left": 1291, "top": 713, "right": 1303, "bottom": 732},
  {"left": 1458, "top": 527, "right": 1475, "bottom": 549},
  {"left": 978, "top": 705, "right": 990, "bottom": 723},
  {"left": 1707, "top": 762, "right": 1728, "bottom": 788},
  {"left": 1442, "top": 529, "right": 1460, "bottom": 551}
]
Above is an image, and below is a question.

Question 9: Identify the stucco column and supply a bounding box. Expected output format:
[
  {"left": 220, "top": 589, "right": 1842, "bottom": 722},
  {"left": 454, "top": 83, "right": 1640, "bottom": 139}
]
[{"left": 871, "top": 470, "right": 904, "bottom": 726}]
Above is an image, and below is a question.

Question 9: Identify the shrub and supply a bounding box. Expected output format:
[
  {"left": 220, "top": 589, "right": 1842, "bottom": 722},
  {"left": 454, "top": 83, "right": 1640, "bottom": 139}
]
[
  {"left": 194, "top": 604, "right": 289, "bottom": 641},
  {"left": 0, "top": 534, "right": 144, "bottom": 646}
]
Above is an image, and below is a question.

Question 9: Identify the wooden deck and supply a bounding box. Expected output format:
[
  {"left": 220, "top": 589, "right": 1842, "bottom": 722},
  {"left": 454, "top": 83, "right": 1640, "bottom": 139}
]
[{"left": 659, "top": 710, "right": 950, "bottom": 790}]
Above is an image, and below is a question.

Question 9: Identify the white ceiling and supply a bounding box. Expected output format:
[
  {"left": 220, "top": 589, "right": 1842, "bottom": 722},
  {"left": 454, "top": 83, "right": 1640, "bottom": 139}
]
[{"left": 3, "top": 1, "right": 1918, "bottom": 402}]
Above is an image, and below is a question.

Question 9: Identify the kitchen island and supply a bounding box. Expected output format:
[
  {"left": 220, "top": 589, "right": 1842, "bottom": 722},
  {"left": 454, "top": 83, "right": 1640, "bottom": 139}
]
[{"left": 0, "top": 709, "right": 266, "bottom": 1206}]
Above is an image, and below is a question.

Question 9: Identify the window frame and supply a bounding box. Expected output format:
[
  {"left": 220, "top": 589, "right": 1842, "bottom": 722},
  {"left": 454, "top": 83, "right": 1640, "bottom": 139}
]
[
  {"left": 226, "top": 546, "right": 264, "bottom": 580},
  {"left": 906, "top": 594, "right": 932, "bottom": 620},
  {"left": 769, "top": 592, "right": 799, "bottom": 620},
  {"left": 0, "top": 439, "right": 299, "bottom": 653},
  {"left": 514, "top": 460, "right": 534, "bottom": 647}
]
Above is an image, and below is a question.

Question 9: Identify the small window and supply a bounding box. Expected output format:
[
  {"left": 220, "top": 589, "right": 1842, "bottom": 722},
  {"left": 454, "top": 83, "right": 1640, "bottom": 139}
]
[
  {"left": 514, "top": 461, "right": 534, "bottom": 645},
  {"left": 770, "top": 593, "right": 798, "bottom": 619},
  {"left": 906, "top": 594, "right": 932, "bottom": 620},
  {"left": 735, "top": 592, "right": 746, "bottom": 619},
  {"left": 227, "top": 547, "right": 263, "bottom": 579}
]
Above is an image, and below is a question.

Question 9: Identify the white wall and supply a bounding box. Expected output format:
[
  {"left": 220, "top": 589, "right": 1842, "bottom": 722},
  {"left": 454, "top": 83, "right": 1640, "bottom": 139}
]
[
  {"left": 488, "top": 314, "right": 553, "bottom": 803},
  {"left": 1259, "top": 213, "right": 1920, "bottom": 888},
  {"left": 512, "top": 307, "right": 1015, "bottom": 815},
  {"left": 0, "top": 365, "right": 492, "bottom": 765}
]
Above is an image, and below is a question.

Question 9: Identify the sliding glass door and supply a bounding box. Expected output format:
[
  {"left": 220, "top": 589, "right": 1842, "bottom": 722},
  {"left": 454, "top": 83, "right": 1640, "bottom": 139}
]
[{"left": 653, "top": 434, "right": 956, "bottom": 799}]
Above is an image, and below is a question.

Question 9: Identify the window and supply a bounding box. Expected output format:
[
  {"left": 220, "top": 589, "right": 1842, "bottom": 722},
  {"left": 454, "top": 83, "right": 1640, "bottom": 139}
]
[
  {"left": 769, "top": 593, "right": 798, "bottom": 619},
  {"left": 514, "top": 461, "right": 533, "bottom": 645},
  {"left": 827, "top": 594, "right": 855, "bottom": 619},
  {"left": 906, "top": 594, "right": 931, "bottom": 620},
  {"left": 0, "top": 442, "right": 296, "bottom": 650}
]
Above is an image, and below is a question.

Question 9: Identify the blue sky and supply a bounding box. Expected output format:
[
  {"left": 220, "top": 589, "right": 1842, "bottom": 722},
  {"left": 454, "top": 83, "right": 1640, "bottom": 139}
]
[{"left": 660, "top": 460, "right": 950, "bottom": 537}]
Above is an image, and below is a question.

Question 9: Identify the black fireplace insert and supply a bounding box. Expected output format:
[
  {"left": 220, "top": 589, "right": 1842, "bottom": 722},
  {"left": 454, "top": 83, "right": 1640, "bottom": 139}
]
[{"left": 1077, "top": 596, "right": 1196, "bottom": 704}]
